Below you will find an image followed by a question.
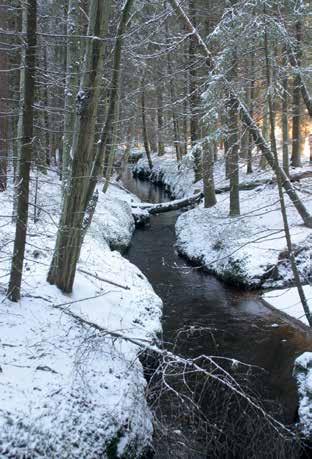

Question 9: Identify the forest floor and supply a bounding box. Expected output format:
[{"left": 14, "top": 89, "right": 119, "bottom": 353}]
[
  {"left": 133, "top": 150, "right": 312, "bottom": 325},
  {"left": 0, "top": 171, "right": 162, "bottom": 458}
]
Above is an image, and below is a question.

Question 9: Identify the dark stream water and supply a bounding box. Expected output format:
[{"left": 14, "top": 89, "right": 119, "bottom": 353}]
[{"left": 122, "top": 170, "right": 312, "bottom": 458}]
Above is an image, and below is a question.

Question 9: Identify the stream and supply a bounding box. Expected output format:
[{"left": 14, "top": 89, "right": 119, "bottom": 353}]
[{"left": 122, "top": 170, "right": 312, "bottom": 458}]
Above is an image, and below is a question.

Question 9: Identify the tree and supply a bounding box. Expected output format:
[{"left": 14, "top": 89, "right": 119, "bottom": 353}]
[
  {"left": 168, "top": 0, "right": 312, "bottom": 228},
  {"left": 62, "top": 0, "right": 80, "bottom": 193},
  {"left": 47, "top": 0, "right": 112, "bottom": 293},
  {"left": 7, "top": 0, "right": 37, "bottom": 302}
]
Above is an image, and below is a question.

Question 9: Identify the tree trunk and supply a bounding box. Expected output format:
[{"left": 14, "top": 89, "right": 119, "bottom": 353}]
[
  {"left": 156, "top": 82, "right": 165, "bottom": 156},
  {"left": 86, "top": 0, "right": 136, "bottom": 202},
  {"left": 62, "top": 0, "right": 80, "bottom": 193},
  {"left": 0, "top": 6, "right": 9, "bottom": 191},
  {"left": 202, "top": 140, "right": 217, "bottom": 208},
  {"left": 247, "top": 50, "right": 255, "bottom": 174},
  {"left": 227, "top": 53, "right": 240, "bottom": 217},
  {"left": 141, "top": 79, "right": 153, "bottom": 169},
  {"left": 189, "top": 0, "right": 202, "bottom": 180},
  {"left": 47, "top": 0, "right": 112, "bottom": 293},
  {"left": 282, "top": 75, "right": 290, "bottom": 177},
  {"left": 291, "top": 76, "right": 302, "bottom": 167},
  {"left": 291, "top": 21, "right": 303, "bottom": 168},
  {"left": 7, "top": 0, "right": 37, "bottom": 302}
]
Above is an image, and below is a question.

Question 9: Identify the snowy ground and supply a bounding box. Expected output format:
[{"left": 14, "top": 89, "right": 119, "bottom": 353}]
[{"left": 0, "top": 172, "right": 162, "bottom": 457}]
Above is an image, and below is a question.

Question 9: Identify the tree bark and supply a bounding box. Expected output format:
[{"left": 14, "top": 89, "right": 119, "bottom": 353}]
[
  {"left": 47, "top": 0, "right": 112, "bottom": 293},
  {"left": 202, "top": 140, "right": 217, "bottom": 208},
  {"left": 62, "top": 0, "right": 80, "bottom": 193},
  {"left": 282, "top": 74, "right": 289, "bottom": 177},
  {"left": 0, "top": 6, "right": 9, "bottom": 191},
  {"left": 156, "top": 82, "right": 165, "bottom": 156},
  {"left": 7, "top": 0, "right": 37, "bottom": 302},
  {"left": 141, "top": 78, "right": 153, "bottom": 169},
  {"left": 291, "top": 21, "right": 303, "bottom": 168}
]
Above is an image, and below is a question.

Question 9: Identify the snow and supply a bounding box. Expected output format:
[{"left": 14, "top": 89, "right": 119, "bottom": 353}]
[
  {"left": 133, "top": 150, "right": 196, "bottom": 199},
  {"left": 0, "top": 172, "right": 162, "bottom": 457},
  {"left": 175, "top": 183, "right": 312, "bottom": 289},
  {"left": 262, "top": 287, "right": 312, "bottom": 327},
  {"left": 294, "top": 352, "right": 312, "bottom": 437}
]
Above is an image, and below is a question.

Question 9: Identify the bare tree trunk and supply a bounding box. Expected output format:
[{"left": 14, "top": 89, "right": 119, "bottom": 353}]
[
  {"left": 62, "top": 0, "right": 80, "bottom": 193},
  {"left": 291, "top": 78, "right": 302, "bottom": 167},
  {"left": 0, "top": 6, "right": 9, "bottom": 191},
  {"left": 47, "top": 0, "right": 112, "bottom": 293},
  {"left": 156, "top": 82, "right": 165, "bottom": 156},
  {"left": 189, "top": 0, "right": 202, "bottom": 180},
  {"left": 7, "top": 0, "right": 37, "bottom": 302},
  {"left": 202, "top": 140, "right": 216, "bottom": 208},
  {"left": 260, "top": 100, "right": 269, "bottom": 169},
  {"left": 227, "top": 53, "right": 240, "bottom": 217},
  {"left": 291, "top": 21, "right": 303, "bottom": 168},
  {"left": 141, "top": 78, "right": 153, "bottom": 169},
  {"left": 85, "top": 0, "right": 136, "bottom": 201},
  {"left": 168, "top": 73, "right": 183, "bottom": 162},
  {"left": 247, "top": 50, "right": 255, "bottom": 174},
  {"left": 282, "top": 74, "right": 290, "bottom": 177}
]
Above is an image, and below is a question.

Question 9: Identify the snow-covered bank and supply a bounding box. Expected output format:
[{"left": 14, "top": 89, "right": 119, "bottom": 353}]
[
  {"left": 0, "top": 173, "right": 162, "bottom": 457},
  {"left": 294, "top": 353, "right": 312, "bottom": 438},
  {"left": 175, "top": 183, "right": 312, "bottom": 289},
  {"left": 262, "top": 287, "right": 312, "bottom": 328},
  {"left": 133, "top": 152, "right": 196, "bottom": 199},
  {"left": 134, "top": 151, "right": 312, "bottom": 290}
]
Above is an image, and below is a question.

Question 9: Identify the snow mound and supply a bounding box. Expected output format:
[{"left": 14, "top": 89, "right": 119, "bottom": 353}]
[
  {"left": 176, "top": 184, "right": 312, "bottom": 289},
  {"left": 0, "top": 172, "right": 162, "bottom": 458}
]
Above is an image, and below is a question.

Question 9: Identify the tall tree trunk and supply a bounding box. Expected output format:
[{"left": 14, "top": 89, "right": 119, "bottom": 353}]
[
  {"left": 156, "top": 81, "right": 165, "bottom": 156},
  {"left": 202, "top": 140, "right": 216, "bottom": 208},
  {"left": 260, "top": 99, "right": 269, "bottom": 169},
  {"left": 227, "top": 51, "right": 240, "bottom": 217},
  {"left": 247, "top": 50, "right": 255, "bottom": 174},
  {"left": 62, "top": 0, "right": 80, "bottom": 193},
  {"left": 141, "top": 79, "right": 153, "bottom": 169},
  {"left": 189, "top": 0, "right": 201, "bottom": 180},
  {"left": 7, "top": 0, "right": 37, "bottom": 302},
  {"left": 85, "top": 0, "right": 135, "bottom": 202},
  {"left": 47, "top": 0, "right": 112, "bottom": 293},
  {"left": 291, "top": 20, "right": 303, "bottom": 168},
  {"left": 0, "top": 6, "right": 9, "bottom": 191},
  {"left": 282, "top": 74, "right": 290, "bottom": 177}
]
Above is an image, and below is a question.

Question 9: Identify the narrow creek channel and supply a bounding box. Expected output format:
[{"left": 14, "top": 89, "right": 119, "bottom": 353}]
[{"left": 122, "top": 170, "right": 312, "bottom": 458}]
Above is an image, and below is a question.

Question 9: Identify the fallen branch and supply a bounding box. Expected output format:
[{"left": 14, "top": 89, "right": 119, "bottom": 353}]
[
  {"left": 49, "top": 298, "right": 295, "bottom": 440},
  {"left": 77, "top": 267, "right": 130, "bottom": 290}
]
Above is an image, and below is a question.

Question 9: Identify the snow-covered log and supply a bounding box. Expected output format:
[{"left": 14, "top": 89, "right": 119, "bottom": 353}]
[{"left": 132, "top": 192, "right": 203, "bottom": 214}]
